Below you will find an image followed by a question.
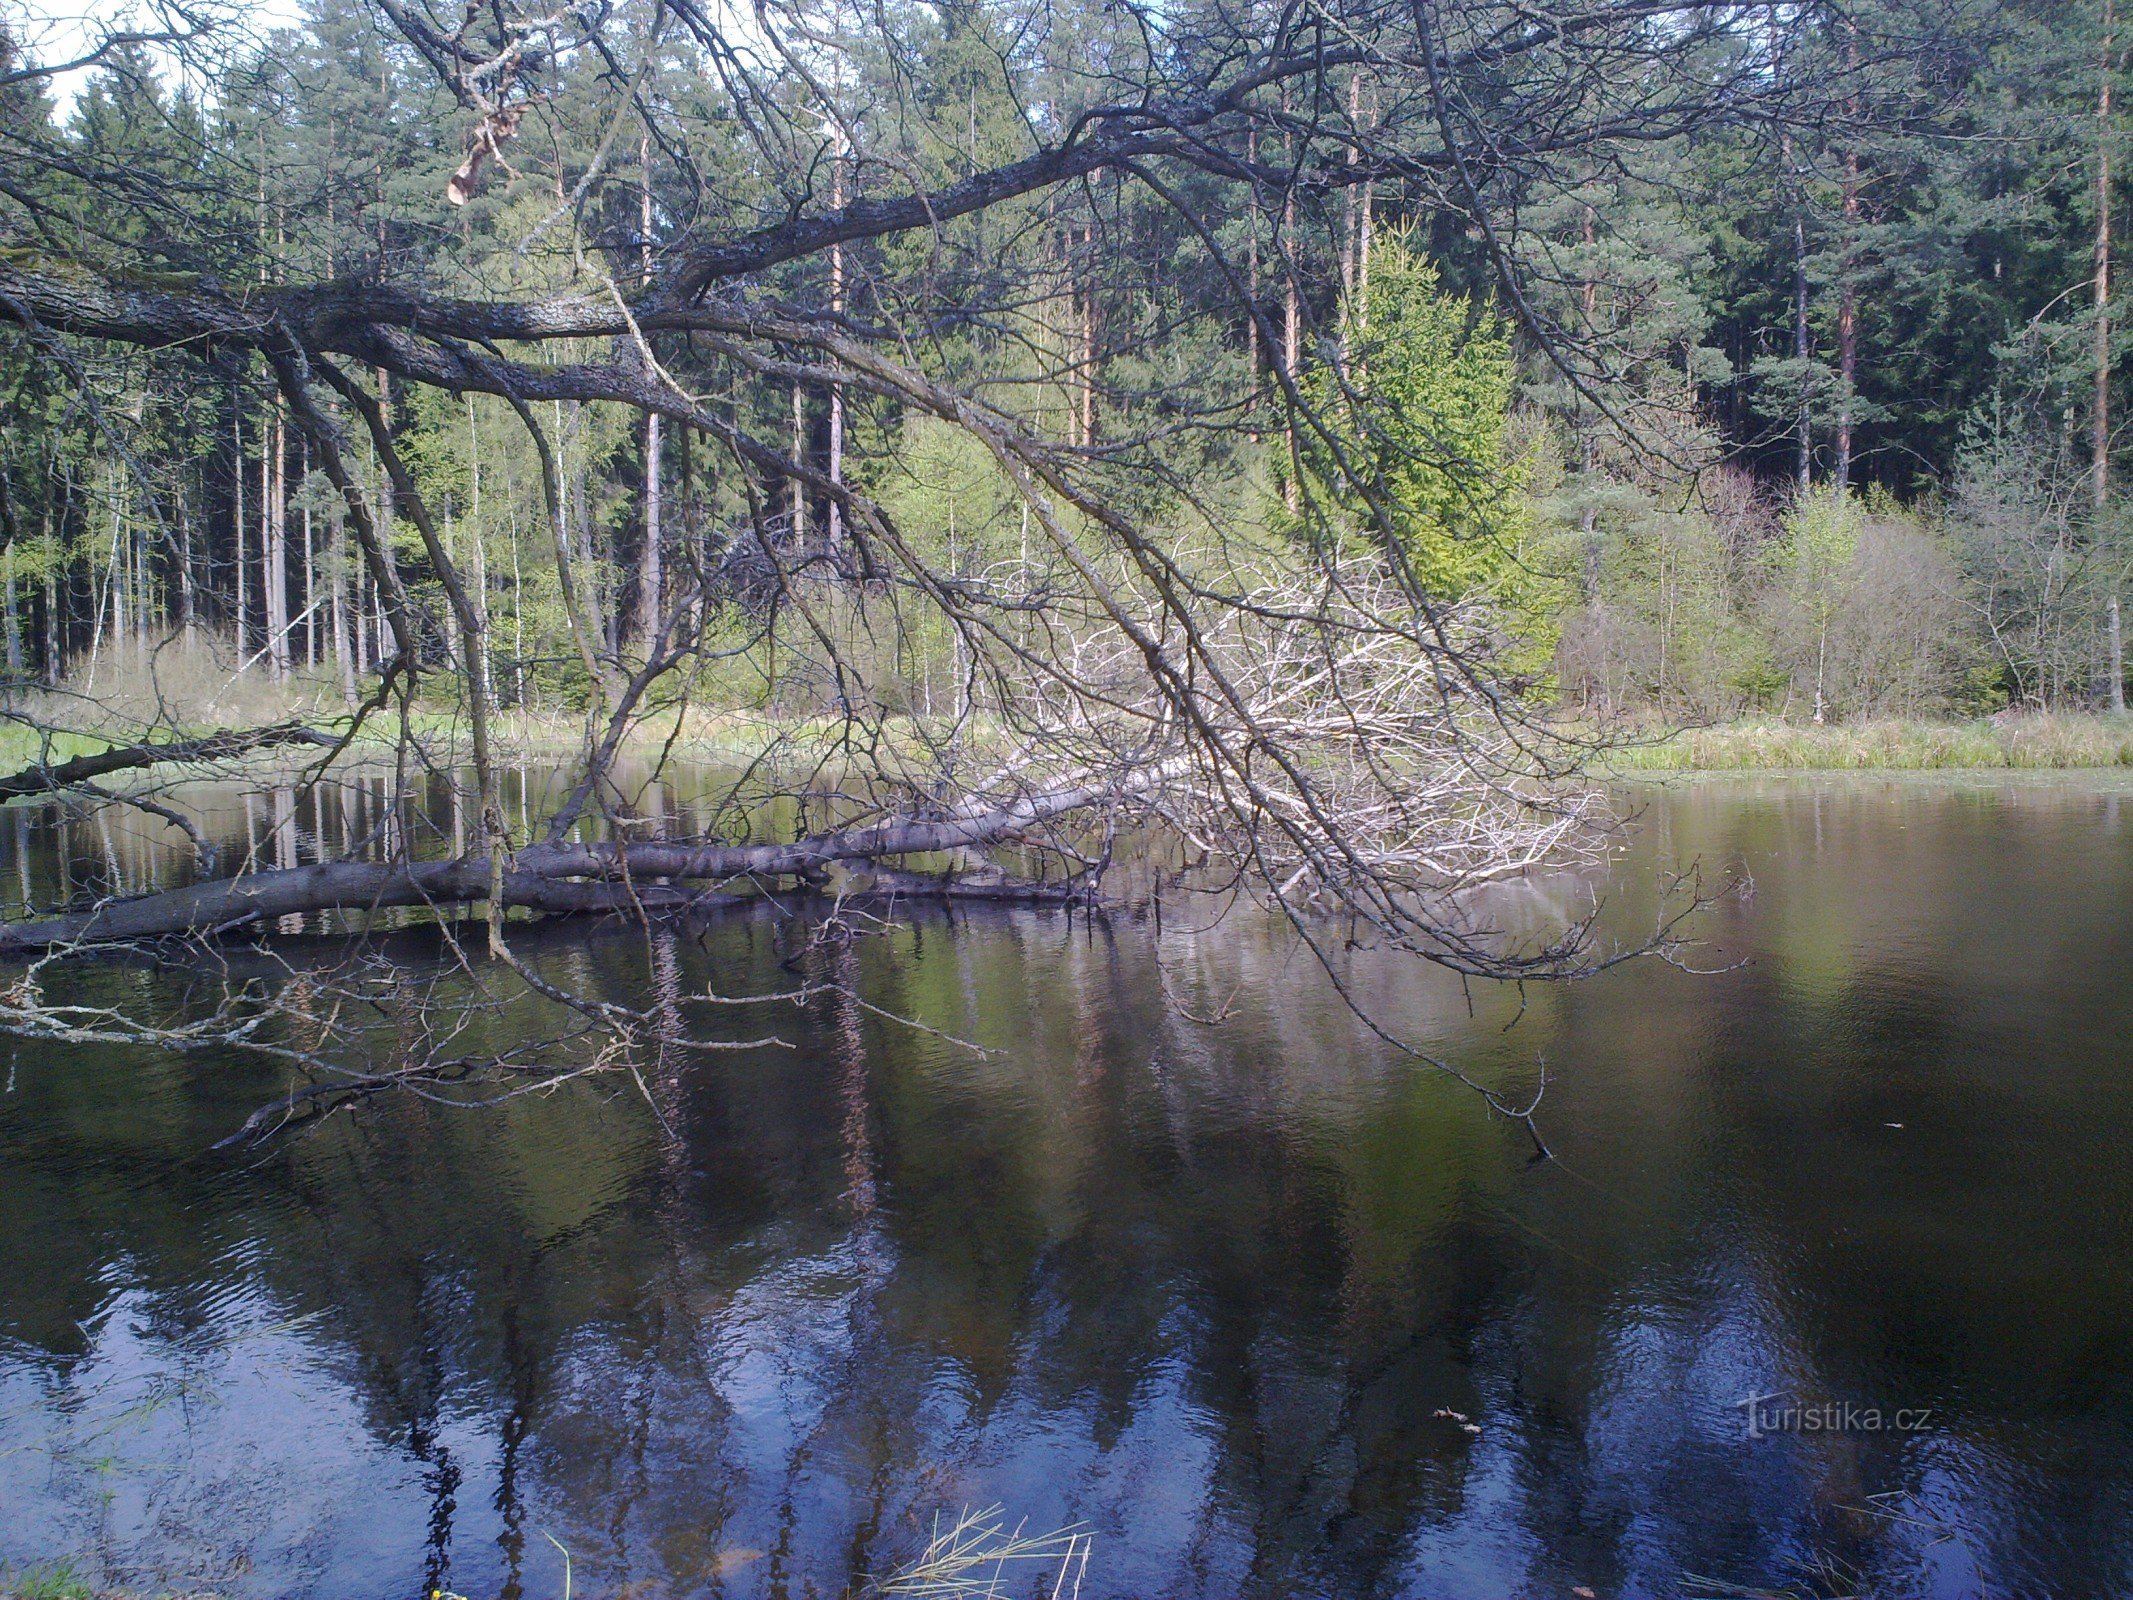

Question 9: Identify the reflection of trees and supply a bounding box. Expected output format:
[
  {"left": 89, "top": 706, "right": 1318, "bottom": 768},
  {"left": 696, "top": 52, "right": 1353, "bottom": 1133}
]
[
  {"left": 11, "top": 815, "right": 2133, "bottom": 1597},
  {"left": 1, "top": 904, "right": 1534, "bottom": 1595}
]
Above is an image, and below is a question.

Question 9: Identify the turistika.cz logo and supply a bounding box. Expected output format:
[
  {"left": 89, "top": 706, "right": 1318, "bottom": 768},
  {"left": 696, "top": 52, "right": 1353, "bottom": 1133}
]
[{"left": 1735, "top": 1392, "right": 1934, "bottom": 1439}]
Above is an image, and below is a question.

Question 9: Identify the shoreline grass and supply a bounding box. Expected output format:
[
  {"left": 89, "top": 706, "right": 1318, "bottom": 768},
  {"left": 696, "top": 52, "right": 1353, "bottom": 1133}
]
[
  {"left": 1596, "top": 713, "right": 2133, "bottom": 771},
  {"left": 13, "top": 641, "right": 2133, "bottom": 778}
]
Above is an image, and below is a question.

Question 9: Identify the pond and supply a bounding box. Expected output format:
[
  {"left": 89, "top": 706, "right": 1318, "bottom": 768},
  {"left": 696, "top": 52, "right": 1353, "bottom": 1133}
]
[{"left": 2, "top": 773, "right": 2131, "bottom": 1599}]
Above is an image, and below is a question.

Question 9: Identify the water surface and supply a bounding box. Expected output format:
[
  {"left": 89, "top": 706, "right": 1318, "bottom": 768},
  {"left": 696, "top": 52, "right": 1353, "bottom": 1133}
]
[{"left": 3, "top": 774, "right": 2132, "bottom": 1599}]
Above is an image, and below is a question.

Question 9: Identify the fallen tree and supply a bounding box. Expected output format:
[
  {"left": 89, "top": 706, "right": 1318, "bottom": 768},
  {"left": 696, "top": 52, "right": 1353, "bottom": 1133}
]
[{"left": 0, "top": 779, "right": 1126, "bottom": 951}]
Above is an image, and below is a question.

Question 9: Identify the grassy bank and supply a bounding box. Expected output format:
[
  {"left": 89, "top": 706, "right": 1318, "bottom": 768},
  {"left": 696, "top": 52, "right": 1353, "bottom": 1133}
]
[
  {"left": 13, "top": 642, "right": 2133, "bottom": 778},
  {"left": 1601, "top": 713, "right": 2133, "bottom": 771}
]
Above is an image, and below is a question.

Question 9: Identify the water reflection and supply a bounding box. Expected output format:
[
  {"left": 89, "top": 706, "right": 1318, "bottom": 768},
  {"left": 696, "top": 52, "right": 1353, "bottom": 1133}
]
[{"left": 3, "top": 775, "right": 2132, "bottom": 1598}]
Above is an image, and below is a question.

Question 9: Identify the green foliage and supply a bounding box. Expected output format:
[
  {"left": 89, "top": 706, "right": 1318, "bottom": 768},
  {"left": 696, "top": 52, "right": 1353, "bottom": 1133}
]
[
  {"left": 4, "top": 1560, "right": 94, "bottom": 1600},
  {"left": 1291, "top": 233, "right": 1531, "bottom": 599},
  {"left": 0, "top": 0, "right": 2125, "bottom": 732}
]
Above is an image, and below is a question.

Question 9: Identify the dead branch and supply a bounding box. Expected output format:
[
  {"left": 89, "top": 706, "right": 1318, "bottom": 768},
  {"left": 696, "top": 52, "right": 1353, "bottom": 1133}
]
[{"left": 0, "top": 722, "right": 338, "bottom": 803}]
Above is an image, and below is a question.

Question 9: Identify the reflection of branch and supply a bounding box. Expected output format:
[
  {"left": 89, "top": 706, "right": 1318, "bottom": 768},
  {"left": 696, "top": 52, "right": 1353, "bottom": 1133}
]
[{"left": 69, "top": 781, "right": 220, "bottom": 875}]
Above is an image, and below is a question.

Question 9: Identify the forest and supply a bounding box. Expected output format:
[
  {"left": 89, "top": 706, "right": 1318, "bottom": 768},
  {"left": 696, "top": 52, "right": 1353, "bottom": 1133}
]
[
  {"left": 4, "top": 0, "right": 2130, "bottom": 737},
  {"left": 0, "top": 0, "right": 2125, "bottom": 1069}
]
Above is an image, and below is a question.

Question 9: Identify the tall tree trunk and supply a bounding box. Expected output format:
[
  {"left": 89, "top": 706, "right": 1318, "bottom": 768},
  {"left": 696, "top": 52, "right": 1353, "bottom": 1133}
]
[
  {"left": 2100, "top": 0, "right": 2117, "bottom": 512},
  {"left": 1580, "top": 203, "right": 1600, "bottom": 561},
  {"left": 331, "top": 504, "right": 356, "bottom": 707},
  {"left": 2101, "top": 1, "right": 2122, "bottom": 708},
  {"left": 1774, "top": 8, "right": 1811, "bottom": 492},
  {"left": 790, "top": 383, "right": 807, "bottom": 539},
  {"left": 1246, "top": 125, "right": 1260, "bottom": 385},
  {"left": 1836, "top": 173, "right": 1859, "bottom": 490},
  {"left": 1281, "top": 84, "right": 1300, "bottom": 512},
  {"left": 2112, "top": 594, "right": 2126, "bottom": 713},
  {"left": 638, "top": 140, "right": 664, "bottom": 640},
  {"left": 1081, "top": 226, "right": 1098, "bottom": 448},
  {"left": 304, "top": 479, "right": 317, "bottom": 668},
  {"left": 466, "top": 396, "right": 490, "bottom": 697},
  {"left": 39, "top": 500, "right": 56, "bottom": 684},
  {"left": 1339, "top": 68, "right": 1359, "bottom": 387},
  {"left": 4, "top": 553, "right": 23, "bottom": 677},
  {"left": 351, "top": 552, "right": 369, "bottom": 678},
  {"left": 267, "top": 406, "right": 290, "bottom": 680},
  {"left": 373, "top": 367, "right": 393, "bottom": 670},
  {"left": 1343, "top": 68, "right": 1362, "bottom": 305},
  {"left": 1836, "top": 20, "right": 1863, "bottom": 494},
  {"left": 174, "top": 484, "right": 195, "bottom": 642},
  {"left": 1358, "top": 79, "right": 1375, "bottom": 338},
  {"left": 235, "top": 405, "right": 250, "bottom": 657},
  {"left": 827, "top": 134, "right": 847, "bottom": 548},
  {"left": 1794, "top": 212, "right": 1812, "bottom": 492}
]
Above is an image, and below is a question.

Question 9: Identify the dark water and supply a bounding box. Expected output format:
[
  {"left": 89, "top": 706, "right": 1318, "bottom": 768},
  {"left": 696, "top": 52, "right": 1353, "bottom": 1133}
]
[{"left": 4, "top": 774, "right": 2133, "bottom": 1600}]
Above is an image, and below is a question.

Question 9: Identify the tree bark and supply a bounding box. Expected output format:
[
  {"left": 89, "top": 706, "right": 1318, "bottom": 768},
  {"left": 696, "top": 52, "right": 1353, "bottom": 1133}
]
[
  {"left": 234, "top": 404, "right": 249, "bottom": 656},
  {"left": 827, "top": 131, "right": 847, "bottom": 546},
  {"left": 1282, "top": 83, "right": 1301, "bottom": 511},
  {"left": 1794, "top": 213, "right": 1812, "bottom": 491},
  {"left": 2099, "top": 0, "right": 2117, "bottom": 513},
  {"left": 267, "top": 406, "right": 290, "bottom": 679},
  {"left": 3, "top": 556, "right": 22, "bottom": 676},
  {"left": 330, "top": 498, "right": 356, "bottom": 706},
  {"left": 634, "top": 136, "right": 666, "bottom": 642},
  {"left": 1836, "top": 19, "right": 1862, "bottom": 494},
  {"left": 1836, "top": 166, "right": 1859, "bottom": 490},
  {"left": 2112, "top": 593, "right": 2126, "bottom": 712}
]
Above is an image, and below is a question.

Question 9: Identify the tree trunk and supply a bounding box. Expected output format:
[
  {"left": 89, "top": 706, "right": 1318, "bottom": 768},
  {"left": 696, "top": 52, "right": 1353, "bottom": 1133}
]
[
  {"left": 39, "top": 501, "right": 57, "bottom": 685},
  {"left": 1282, "top": 85, "right": 1301, "bottom": 512},
  {"left": 790, "top": 383, "right": 807, "bottom": 539},
  {"left": 1246, "top": 124, "right": 1260, "bottom": 384},
  {"left": 267, "top": 407, "right": 290, "bottom": 680},
  {"left": 234, "top": 404, "right": 249, "bottom": 657},
  {"left": 1081, "top": 226, "right": 1097, "bottom": 448},
  {"left": 1794, "top": 213, "right": 1812, "bottom": 492},
  {"left": 1836, "top": 172, "right": 1859, "bottom": 491},
  {"left": 0, "top": 776, "right": 1144, "bottom": 952},
  {"left": 639, "top": 141, "right": 665, "bottom": 639},
  {"left": 301, "top": 440, "right": 316, "bottom": 668},
  {"left": 1580, "top": 201, "right": 1599, "bottom": 553},
  {"left": 330, "top": 503, "right": 356, "bottom": 707},
  {"left": 827, "top": 134, "right": 847, "bottom": 548},
  {"left": 2111, "top": 593, "right": 2126, "bottom": 712},
  {"left": 1343, "top": 68, "right": 1362, "bottom": 305},
  {"left": 1360, "top": 79, "right": 1376, "bottom": 318},
  {"left": 2098, "top": 0, "right": 2116, "bottom": 512},
  {"left": 1836, "top": 21, "right": 1862, "bottom": 494},
  {"left": 4, "top": 555, "right": 23, "bottom": 676},
  {"left": 2101, "top": 1, "right": 2120, "bottom": 710},
  {"left": 1775, "top": 7, "right": 1811, "bottom": 493}
]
